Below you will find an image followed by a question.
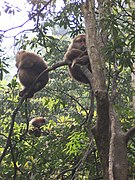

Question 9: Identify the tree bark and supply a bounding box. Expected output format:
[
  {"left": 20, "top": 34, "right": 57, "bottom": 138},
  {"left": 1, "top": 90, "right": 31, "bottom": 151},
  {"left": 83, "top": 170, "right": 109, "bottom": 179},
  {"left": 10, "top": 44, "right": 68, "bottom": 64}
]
[
  {"left": 132, "top": 63, "right": 135, "bottom": 110},
  {"left": 82, "top": 0, "right": 110, "bottom": 179},
  {"left": 82, "top": 0, "right": 129, "bottom": 179},
  {"left": 109, "top": 106, "right": 127, "bottom": 180}
]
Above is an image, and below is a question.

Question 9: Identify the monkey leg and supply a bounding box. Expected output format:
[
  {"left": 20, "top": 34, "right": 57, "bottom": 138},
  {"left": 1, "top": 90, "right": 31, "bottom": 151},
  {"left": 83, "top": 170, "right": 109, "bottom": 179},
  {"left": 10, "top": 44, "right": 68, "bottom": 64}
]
[
  {"left": 68, "top": 65, "right": 90, "bottom": 84},
  {"left": 19, "top": 88, "right": 34, "bottom": 98},
  {"left": 29, "top": 128, "right": 41, "bottom": 137}
]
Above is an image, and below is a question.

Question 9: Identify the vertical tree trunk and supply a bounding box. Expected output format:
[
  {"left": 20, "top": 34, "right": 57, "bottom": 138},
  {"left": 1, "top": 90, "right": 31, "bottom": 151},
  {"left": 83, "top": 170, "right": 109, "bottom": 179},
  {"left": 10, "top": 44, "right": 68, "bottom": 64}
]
[
  {"left": 132, "top": 63, "right": 135, "bottom": 110},
  {"left": 82, "top": 0, "right": 110, "bottom": 178},
  {"left": 109, "top": 107, "right": 128, "bottom": 180},
  {"left": 82, "top": 0, "right": 129, "bottom": 179}
]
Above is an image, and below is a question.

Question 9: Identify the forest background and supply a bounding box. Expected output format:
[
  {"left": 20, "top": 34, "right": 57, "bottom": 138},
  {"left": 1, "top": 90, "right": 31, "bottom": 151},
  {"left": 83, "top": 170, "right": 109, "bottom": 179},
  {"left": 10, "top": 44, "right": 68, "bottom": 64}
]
[{"left": 0, "top": 0, "right": 135, "bottom": 180}]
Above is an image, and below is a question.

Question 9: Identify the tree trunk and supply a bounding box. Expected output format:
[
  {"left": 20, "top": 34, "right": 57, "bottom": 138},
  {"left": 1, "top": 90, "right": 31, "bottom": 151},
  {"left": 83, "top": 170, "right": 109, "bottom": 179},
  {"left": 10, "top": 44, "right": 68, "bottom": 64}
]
[
  {"left": 82, "top": 0, "right": 129, "bottom": 179},
  {"left": 132, "top": 63, "right": 135, "bottom": 111},
  {"left": 109, "top": 106, "right": 128, "bottom": 180}
]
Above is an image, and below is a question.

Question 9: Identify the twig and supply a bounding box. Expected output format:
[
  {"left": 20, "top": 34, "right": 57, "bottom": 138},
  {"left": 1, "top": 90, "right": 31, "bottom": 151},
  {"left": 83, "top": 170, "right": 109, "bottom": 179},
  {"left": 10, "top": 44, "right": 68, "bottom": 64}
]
[
  {"left": 21, "top": 61, "right": 70, "bottom": 99},
  {"left": 0, "top": 60, "right": 69, "bottom": 164},
  {"left": 20, "top": 99, "right": 30, "bottom": 140},
  {"left": 0, "top": 0, "right": 53, "bottom": 34},
  {"left": 56, "top": 140, "right": 94, "bottom": 179},
  {"left": 0, "top": 97, "right": 25, "bottom": 163},
  {"left": 125, "top": 126, "right": 135, "bottom": 143}
]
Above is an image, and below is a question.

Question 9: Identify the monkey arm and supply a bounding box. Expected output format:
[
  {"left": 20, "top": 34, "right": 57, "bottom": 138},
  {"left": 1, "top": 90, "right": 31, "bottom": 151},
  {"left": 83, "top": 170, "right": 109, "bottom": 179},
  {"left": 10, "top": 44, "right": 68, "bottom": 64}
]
[
  {"left": 64, "top": 49, "right": 83, "bottom": 62},
  {"left": 71, "top": 55, "right": 89, "bottom": 67}
]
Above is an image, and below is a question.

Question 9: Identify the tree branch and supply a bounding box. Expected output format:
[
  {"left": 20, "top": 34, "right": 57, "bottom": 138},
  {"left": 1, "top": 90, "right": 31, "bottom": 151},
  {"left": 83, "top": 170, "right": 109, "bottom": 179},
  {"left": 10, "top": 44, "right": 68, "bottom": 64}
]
[
  {"left": 21, "top": 61, "right": 70, "bottom": 99},
  {"left": 0, "top": 97, "right": 25, "bottom": 163},
  {"left": 56, "top": 141, "right": 94, "bottom": 179},
  {"left": 0, "top": 60, "right": 69, "bottom": 163},
  {"left": 125, "top": 126, "right": 135, "bottom": 143},
  {"left": 0, "top": 0, "right": 53, "bottom": 34}
]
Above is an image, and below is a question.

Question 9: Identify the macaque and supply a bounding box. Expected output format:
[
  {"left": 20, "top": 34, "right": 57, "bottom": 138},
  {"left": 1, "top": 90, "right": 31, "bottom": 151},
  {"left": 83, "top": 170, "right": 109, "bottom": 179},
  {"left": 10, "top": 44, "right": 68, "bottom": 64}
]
[
  {"left": 29, "top": 117, "right": 46, "bottom": 137},
  {"left": 16, "top": 50, "right": 49, "bottom": 98},
  {"left": 64, "top": 34, "right": 91, "bottom": 84}
]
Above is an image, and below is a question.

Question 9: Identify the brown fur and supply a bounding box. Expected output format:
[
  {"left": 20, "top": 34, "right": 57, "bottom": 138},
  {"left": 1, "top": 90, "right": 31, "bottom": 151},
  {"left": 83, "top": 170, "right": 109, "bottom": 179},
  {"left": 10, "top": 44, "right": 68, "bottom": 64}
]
[
  {"left": 16, "top": 50, "right": 49, "bottom": 98},
  {"left": 29, "top": 117, "right": 46, "bottom": 137},
  {"left": 29, "top": 117, "right": 46, "bottom": 128},
  {"left": 64, "top": 34, "right": 91, "bottom": 84}
]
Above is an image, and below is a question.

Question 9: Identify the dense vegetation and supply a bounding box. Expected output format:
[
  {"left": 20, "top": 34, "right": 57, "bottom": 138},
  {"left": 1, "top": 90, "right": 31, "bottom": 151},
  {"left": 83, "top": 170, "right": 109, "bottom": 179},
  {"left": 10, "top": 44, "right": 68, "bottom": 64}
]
[{"left": 0, "top": 0, "right": 134, "bottom": 179}]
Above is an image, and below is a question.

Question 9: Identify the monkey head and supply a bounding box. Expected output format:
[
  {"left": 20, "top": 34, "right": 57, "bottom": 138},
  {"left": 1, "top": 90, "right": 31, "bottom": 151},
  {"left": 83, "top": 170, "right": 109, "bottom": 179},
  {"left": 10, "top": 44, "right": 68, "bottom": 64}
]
[
  {"left": 15, "top": 50, "right": 26, "bottom": 68},
  {"left": 71, "top": 34, "right": 86, "bottom": 51}
]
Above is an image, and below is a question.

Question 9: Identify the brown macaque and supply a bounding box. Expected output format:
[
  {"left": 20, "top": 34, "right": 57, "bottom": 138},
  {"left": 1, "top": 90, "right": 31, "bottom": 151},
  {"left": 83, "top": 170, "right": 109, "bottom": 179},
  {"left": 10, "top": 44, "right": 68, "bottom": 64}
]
[
  {"left": 15, "top": 50, "right": 49, "bottom": 98},
  {"left": 29, "top": 117, "right": 46, "bottom": 137},
  {"left": 64, "top": 34, "right": 91, "bottom": 84}
]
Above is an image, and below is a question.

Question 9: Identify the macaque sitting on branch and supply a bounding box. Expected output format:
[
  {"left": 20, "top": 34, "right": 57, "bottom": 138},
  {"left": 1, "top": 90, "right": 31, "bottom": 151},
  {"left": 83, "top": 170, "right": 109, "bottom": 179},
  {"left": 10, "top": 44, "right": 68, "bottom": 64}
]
[
  {"left": 64, "top": 34, "right": 92, "bottom": 84},
  {"left": 15, "top": 50, "right": 49, "bottom": 98},
  {"left": 29, "top": 117, "right": 46, "bottom": 137}
]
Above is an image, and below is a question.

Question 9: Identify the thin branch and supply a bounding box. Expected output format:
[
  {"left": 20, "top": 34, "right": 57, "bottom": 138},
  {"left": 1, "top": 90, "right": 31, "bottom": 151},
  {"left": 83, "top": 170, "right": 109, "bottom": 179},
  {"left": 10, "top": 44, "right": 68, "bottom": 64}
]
[
  {"left": 0, "top": 59, "right": 93, "bottom": 164},
  {"left": 0, "top": 19, "right": 31, "bottom": 34},
  {"left": 21, "top": 61, "right": 70, "bottom": 99},
  {"left": 125, "top": 126, "right": 135, "bottom": 143},
  {"left": 56, "top": 141, "right": 94, "bottom": 179},
  {"left": 4, "top": 29, "right": 34, "bottom": 39},
  {"left": 0, "top": 0, "right": 53, "bottom": 34},
  {"left": 0, "top": 97, "right": 25, "bottom": 163},
  {"left": 81, "top": 65, "right": 93, "bottom": 88},
  {"left": 47, "top": 87, "right": 89, "bottom": 116},
  {"left": 80, "top": 89, "right": 94, "bottom": 126},
  {"left": 88, "top": 90, "right": 94, "bottom": 124},
  {"left": 9, "top": 141, "right": 23, "bottom": 179},
  {"left": 20, "top": 99, "right": 30, "bottom": 140},
  {"left": 0, "top": 133, "right": 8, "bottom": 139},
  {"left": 0, "top": 60, "right": 69, "bottom": 164}
]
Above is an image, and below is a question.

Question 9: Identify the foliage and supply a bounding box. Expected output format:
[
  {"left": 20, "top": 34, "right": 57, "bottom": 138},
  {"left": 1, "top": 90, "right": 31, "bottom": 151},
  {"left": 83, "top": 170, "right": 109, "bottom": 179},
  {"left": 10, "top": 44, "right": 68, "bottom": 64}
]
[
  {"left": 0, "top": 0, "right": 134, "bottom": 179},
  {"left": 0, "top": 49, "right": 9, "bottom": 80}
]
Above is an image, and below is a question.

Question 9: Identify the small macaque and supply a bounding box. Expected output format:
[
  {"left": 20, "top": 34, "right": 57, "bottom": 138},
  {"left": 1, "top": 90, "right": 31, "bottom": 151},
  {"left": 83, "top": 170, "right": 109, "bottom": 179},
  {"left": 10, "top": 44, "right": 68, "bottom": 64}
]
[
  {"left": 16, "top": 50, "right": 49, "bottom": 98},
  {"left": 64, "top": 34, "right": 91, "bottom": 84},
  {"left": 29, "top": 117, "right": 46, "bottom": 137}
]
